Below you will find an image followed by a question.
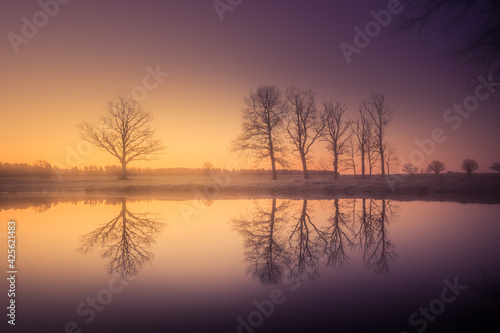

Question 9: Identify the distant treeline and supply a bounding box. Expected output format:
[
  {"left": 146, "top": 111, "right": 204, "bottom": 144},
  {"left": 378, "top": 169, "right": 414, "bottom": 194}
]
[{"left": 0, "top": 162, "right": 336, "bottom": 178}]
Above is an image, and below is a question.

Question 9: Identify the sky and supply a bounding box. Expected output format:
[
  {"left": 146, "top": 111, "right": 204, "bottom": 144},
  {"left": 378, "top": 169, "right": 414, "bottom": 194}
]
[{"left": 0, "top": 0, "right": 499, "bottom": 173}]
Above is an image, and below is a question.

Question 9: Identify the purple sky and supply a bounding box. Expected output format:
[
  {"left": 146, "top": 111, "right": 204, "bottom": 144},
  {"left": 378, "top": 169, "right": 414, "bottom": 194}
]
[{"left": 1, "top": 0, "right": 498, "bottom": 172}]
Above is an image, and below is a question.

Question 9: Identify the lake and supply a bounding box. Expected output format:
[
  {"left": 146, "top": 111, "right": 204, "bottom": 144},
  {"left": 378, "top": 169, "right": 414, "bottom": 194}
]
[{"left": 1, "top": 197, "right": 499, "bottom": 332}]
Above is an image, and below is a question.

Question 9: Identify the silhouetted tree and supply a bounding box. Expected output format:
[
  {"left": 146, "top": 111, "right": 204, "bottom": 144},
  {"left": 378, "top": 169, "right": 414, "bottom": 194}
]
[
  {"left": 362, "top": 93, "right": 394, "bottom": 176},
  {"left": 395, "top": 0, "right": 500, "bottom": 84},
  {"left": 231, "top": 85, "right": 288, "bottom": 180},
  {"left": 78, "top": 199, "right": 164, "bottom": 279},
  {"left": 79, "top": 94, "right": 164, "bottom": 179},
  {"left": 383, "top": 143, "right": 399, "bottom": 176},
  {"left": 351, "top": 107, "right": 372, "bottom": 178},
  {"left": 232, "top": 199, "right": 291, "bottom": 284},
  {"left": 284, "top": 87, "right": 324, "bottom": 179},
  {"left": 33, "top": 160, "right": 52, "bottom": 178},
  {"left": 428, "top": 160, "right": 446, "bottom": 176},
  {"left": 461, "top": 158, "right": 479, "bottom": 175},
  {"left": 316, "top": 157, "right": 331, "bottom": 178},
  {"left": 491, "top": 162, "right": 500, "bottom": 173},
  {"left": 321, "top": 100, "right": 352, "bottom": 179},
  {"left": 402, "top": 163, "right": 418, "bottom": 176},
  {"left": 202, "top": 162, "right": 214, "bottom": 175},
  {"left": 367, "top": 138, "right": 379, "bottom": 176},
  {"left": 343, "top": 137, "right": 358, "bottom": 178}
]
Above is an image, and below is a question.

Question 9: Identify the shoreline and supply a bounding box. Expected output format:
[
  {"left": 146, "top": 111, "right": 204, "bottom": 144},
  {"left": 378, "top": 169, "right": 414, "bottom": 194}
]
[{"left": 1, "top": 173, "right": 499, "bottom": 206}]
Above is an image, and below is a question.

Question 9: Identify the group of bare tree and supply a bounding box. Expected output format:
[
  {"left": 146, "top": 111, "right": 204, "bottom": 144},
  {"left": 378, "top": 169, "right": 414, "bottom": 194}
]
[
  {"left": 231, "top": 86, "right": 396, "bottom": 180},
  {"left": 232, "top": 198, "right": 399, "bottom": 284}
]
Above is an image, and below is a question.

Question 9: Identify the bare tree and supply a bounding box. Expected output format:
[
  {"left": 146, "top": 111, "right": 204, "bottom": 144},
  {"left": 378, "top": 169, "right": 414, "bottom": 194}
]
[
  {"left": 383, "top": 143, "right": 399, "bottom": 176},
  {"left": 402, "top": 163, "right": 418, "bottom": 176},
  {"left": 395, "top": 0, "right": 500, "bottom": 84},
  {"left": 367, "top": 138, "right": 379, "bottom": 176},
  {"left": 33, "top": 160, "right": 52, "bottom": 179},
  {"left": 79, "top": 95, "right": 164, "bottom": 179},
  {"left": 284, "top": 87, "right": 325, "bottom": 179},
  {"left": 321, "top": 100, "right": 352, "bottom": 179},
  {"left": 491, "top": 162, "right": 500, "bottom": 173},
  {"left": 362, "top": 93, "right": 394, "bottom": 176},
  {"left": 461, "top": 158, "right": 479, "bottom": 175},
  {"left": 202, "top": 161, "right": 214, "bottom": 176},
  {"left": 427, "top": 160, "right": 446, "bottom": 176},
  {"left": 343, "top": 137, "right": 358, "bottom": 178},
  {"left": 351, "top": 107, "right": 372, "bottom": 178},
  {"left": 231, "top": 85, "right": 288, "bottom": 180},
  {"left": 316, "top": 157, "right": 331, "bottom": 178}
]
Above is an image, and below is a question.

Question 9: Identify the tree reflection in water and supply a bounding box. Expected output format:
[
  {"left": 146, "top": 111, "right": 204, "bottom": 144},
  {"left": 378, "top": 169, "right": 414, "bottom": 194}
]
[
  {"left": 78, "top": 198, "right": 164, "bottom": 279},
  {"left": 233, "top": 198, "right": 399, "bottom": 284},
  {"left": 232, "top": 199, "right": 291, "bottom": 285}
]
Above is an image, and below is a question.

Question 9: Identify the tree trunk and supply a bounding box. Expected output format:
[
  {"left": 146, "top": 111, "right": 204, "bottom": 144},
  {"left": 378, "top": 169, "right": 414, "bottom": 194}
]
[
  {"left": 360, "top": 146, "right": 365, "bottom": 179},
  {"left": 301, "top": 152, "right": 308, "bottom": 179},
  {"left": 120, "top": 160, "right": 127, "bottom": 180},
  {"left": 268, "top": 132, "right": 277, "bottom": 180},
  {"left": 379, "top": 148, "right": 385, "bottom": 176},
  {"left": 333, "top": 152, "right": 339, "bottom": 179}
]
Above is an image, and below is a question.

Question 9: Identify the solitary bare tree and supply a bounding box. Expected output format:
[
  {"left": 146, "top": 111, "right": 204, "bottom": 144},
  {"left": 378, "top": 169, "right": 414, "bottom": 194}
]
[
  {"left": 427, "top": 160, "right": 446, "bottom": 176},
  {"left": 284, "top": 87, "right": 324, "bottom": 179},
  {"left": 79, "top": 95, "right": 164, "bottom": 179},
  {"left": 491, "top": 162, "right": 500, "bottom": 173},
  {"left": 231, "top": 85, "right": 288, "bottom": 180},
  {"left": 321, "top": 100, "right": 352, "bottom": 179},
  {"left": 461, "top": 158, "right": 479, "bottom": 175},
  {"left": 351, "top": 107, "right": 372, "bottom": 178},
  {"left": 362, "top": 93, "right": 394, "bottom": 176}
]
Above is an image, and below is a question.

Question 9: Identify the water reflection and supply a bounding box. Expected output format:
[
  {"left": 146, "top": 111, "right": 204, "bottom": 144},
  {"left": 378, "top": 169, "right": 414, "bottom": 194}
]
[
  {"left": 232, "top": 198, "right": 399, "bottom": 284},
  {"left": 287, "top": 199, "right": 324, "bottom": 281},
  {"left": 323, "top": 198, "right": 355, "bottom": 269},
  {"left": 362, "top": 199, "right": 399, "bottom": 274},
  {"left": 77, "top": 198, "right": 165, "bottom": 279},
  {"left": 232, "top": 199, "right": 291, "bottom": 284}
]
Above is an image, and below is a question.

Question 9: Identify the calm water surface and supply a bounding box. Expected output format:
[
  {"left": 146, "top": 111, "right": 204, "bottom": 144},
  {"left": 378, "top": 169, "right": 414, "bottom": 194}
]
[{"left": 1, "top": 198, "right": 499, "bottom": 333}]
